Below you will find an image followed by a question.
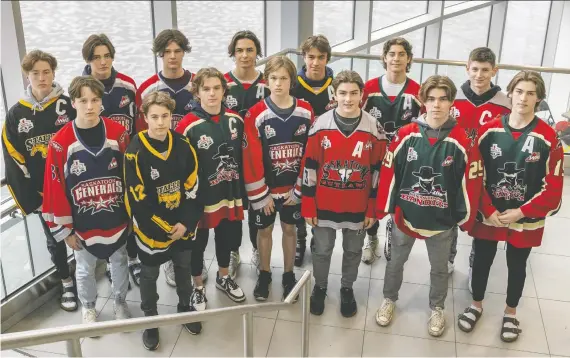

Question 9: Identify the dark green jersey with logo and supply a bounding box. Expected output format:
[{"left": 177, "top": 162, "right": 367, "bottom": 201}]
[{"left": 224, "top": 71, "right": 270, "bottom": 119}]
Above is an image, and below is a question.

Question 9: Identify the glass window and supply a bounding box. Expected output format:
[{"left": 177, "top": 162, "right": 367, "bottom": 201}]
[
  {"left": 497, "top": 1, "right": 551, "bottom": 90},
  {"left": 314, "top": 1, "right": 355, "bottom": 46},
  {"left": 0, "top": 217, "right": 34, "bottom": 296},
  {"left": 20, "top": 1, "right": 154, "bottom": 89},
  {"left": 445, "top": 1, "right": 466, "bottom": 7},
  {"left": 1, "top": 70, "right": 6, "bottom": 181},
  {"left": 438, "top": 7, "right": 491, "bottom": 86},
  {"left": 177, "top": 1, "right": 264, "bottom": 73},
  {"left": 372, "top": 1, "right": 428, "bottom": 31},
  {"left": 368, "top": 28, "right": 425, "bottom": 83},
  {"left": 328, "top": 58, "right": 352, "bottom": 76}
]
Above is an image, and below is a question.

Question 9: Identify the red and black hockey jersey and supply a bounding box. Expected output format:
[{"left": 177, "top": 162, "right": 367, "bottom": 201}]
[
  {"left": 362, "top": 76, "right": 422, "bottom": 140},
  {"left": 243, "top": 98, "right": 314, "bottom": 210},
  {"left": 136, "top": 70, "right": 195, "bottom": 131},
  {"left": 470, "top": 115, "right": 564, "bottom": 248},
  {"left": 124, "top": 130, "right": 202, "bottom": 266},
  {"left": 376, "top": 118, "right": 482, "bottom": 239},
  {"left": 2, "top": 84, "right": 75, "bottom": 215},
  {"left": 451, "top": 81, "right": 511, "bottom": 142},
  {"left": 42, "top": 118, "right": 130, "bottom": 259},
  {"left": 301, "top": 109, "right": 387, "bottom": 230},
  {"left": 292, "top": 66, "right": 336, "bottom": 117},
  {"left": 176, "top": 106, "right": 244, "bottom": 229},
  {"left": 224, "top": 71, "right": 270, "bottom": 118}
]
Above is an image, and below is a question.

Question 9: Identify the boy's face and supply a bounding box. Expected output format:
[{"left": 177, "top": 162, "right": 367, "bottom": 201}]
[
  {"left": 89, "top": 45, "right": 114, "bottom": 80},
  {"left": 384, "top": 44, "right": 410, "bottom": 74},
  {"left": 234, "top": 38, "right": 257, "bottom": 69},
  {"left": 73, "top": 86, "right": 102, "bottom": 123},
  {"left": 198, "top": 76, "right": 224, "bottom": 108},
  {"left": 335, "top": 82, "right": 362, "bottom": 116},
  {"left": 304, "top": 48, "right": 328, "bottom": 79},
  {"left": 145, "top": 104, "right": 172, "bottom": 138},
  {"left": 466, "top": 61, "right": 497, "bottom": 92},
  {"left": 424, "top": 87, "right": 453, "bottom": 122},
  {"left": 162, "top": 41, "right": 184, "bottom": 72},
  {"left": 267, "top": 67, "right": 291, "bottom": 96},
  {"left": 28, "top": 60, "right": 54, "bottom": 94},
  {"left": 510, "top": 80, "right": 540, "bottom": 116}
]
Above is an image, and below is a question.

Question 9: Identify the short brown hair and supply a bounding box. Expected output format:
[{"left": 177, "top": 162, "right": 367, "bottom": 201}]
[
  {"left": 153, "top": 29, "right": 191, "bottom": 56},
  {"left": 332, "top": 70, "right": 364, "bottom": 93},
  {"left": 382, "top": 37, "right": 413, "bottom": 72},
  {"left": 21, "top": 50, "right": 58, "bottom": 74},
  {"left": 300, "top": 35, "right": 332, "bottom": 62},
  {"left": 506, "top": 70, "right": 546, "bottom": 111},
  {"left": 82, "top": 34, "right": 115, "bottom": 62},
  {"left": 468, "top": 47, "right": 496, "bottom": 67},
  {"left": 418, "top": 75, "right": 457, "bottom": 103},
  {"left": 68, "top": 76, "right": 105, "bottom": 101},
  {"left": 263, "top": 56, "right": 297, "bottom": 87},
  {"left": 141, "top": 91, "right": 176, "bottom": 116},
  {"left": 191, "top": 67, "right": 228, "bottom": 100},
  {"left": 228, "top": 30, "right": 262, "bottom": 57}
]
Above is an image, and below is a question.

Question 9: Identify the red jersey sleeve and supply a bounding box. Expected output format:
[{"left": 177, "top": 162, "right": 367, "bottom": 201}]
[
  {"left": 458, "top": 142, "right": 483, "bottom": 232},
  {"left": 242, "top": 105, "right": 270, "bottom": 210}
]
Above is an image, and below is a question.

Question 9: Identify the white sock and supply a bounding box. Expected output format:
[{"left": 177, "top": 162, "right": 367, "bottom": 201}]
[
  {"left": 128, "top": 258, "right": 139, "bottom": 265},
  {"left": 63, "top": 280, "right": 74, "bottom": 288},
  {"left": 222, "top": 275, "right": 229, "bottom": 279},
  {"left": 459, "top": 305, "right": 482, "bottom": 330},
  {"left": 196, "top": 286, "right": 203, "bottom": 291},
  {"left": 502, "top": 313, "right": 518, "bottom": 340}
]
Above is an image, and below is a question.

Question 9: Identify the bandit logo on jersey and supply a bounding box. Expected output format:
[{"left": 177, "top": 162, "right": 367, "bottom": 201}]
[
  {"left": 18, "top": 118, "right": 33, "bottom": 133},
  {"left": 70, "top": 160, "right": 87, "bottom": 176},
  {"left": 407, "top": 147, "right": 418, "bottom": 162},
  {"left": 490, "top": 143, "right": 502, "bottom": 159},
  {"left": 491, "top": 162, "right": 527, "bottom": 201},
  {"left": 208, "top": 143, "right": 240, "bottom": 186},
  {"left": 269, "top": 142, "right": 303, "bottom": 175},
  {"left": 157, "top": 181, "right": 181, "bottom": 210},
  {"left": 400, "top": 166, "right": 448, "bottom": 208},
  {"left": 197, "top": 135, "right": 214, "bottom": 150},
  {"left": 119, "top": 95, "right": 130, "bottom": 108},
  {"left": 225, "top": 95, "right": 238, "bottom": 109},
  {"left": 442, "top": 156, "right": 454, "bottom": 166},
  {"left": 108, "top": 157, "right": 118, "bottom": 170},
  {"left": 265, "top": 125, "right": 276, "bottom": 139},
  {"left": 295, "top": 124, "right": 307, "bottom": 136},
  {"left": 71, "top": 177, "right": 123, "bottom": 214},
  {"left": 109, "top": 115, "right": 132, "bottom": 134},
  {"left": 321, "top": 160, "right": 370, "bottom": 190},
  {"left": 25, "top": 134, "right": 54, "bottom": 158},
  {"left": 55, "top": 114, "right": 70, "bottom": 126},
  {"left": 368, "top": 107, "right": 382, "bottom": 119}
]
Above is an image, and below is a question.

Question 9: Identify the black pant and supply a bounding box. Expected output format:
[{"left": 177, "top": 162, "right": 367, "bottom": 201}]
[
  {"left": 248, "top": 207, "right": 258, "bottom": 249},
  {"left": 38, "top": 214, "right": 70, "bottom": 280},
  {"left": 191, "top": 219, "right": 242, "bottom": 276},
  {"left": 472, "top": 238, "right": 532, "bottom": 308},
  {"left": 366, "top": 221, "right": 380, "bottom": 236}
]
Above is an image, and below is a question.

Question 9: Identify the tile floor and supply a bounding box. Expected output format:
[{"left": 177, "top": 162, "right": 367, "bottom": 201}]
[{"left": 4, "top": 177, "right": 570, "bottom": 357}]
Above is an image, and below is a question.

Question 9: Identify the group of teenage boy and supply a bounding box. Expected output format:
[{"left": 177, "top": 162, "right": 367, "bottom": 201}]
[{"left": 2, "top": 28, "right": 564, "bottom": 350}]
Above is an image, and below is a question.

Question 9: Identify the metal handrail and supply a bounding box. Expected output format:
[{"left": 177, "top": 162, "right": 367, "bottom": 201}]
[{"left": 0, "top": 270, "right": 312, "bottom": 357}]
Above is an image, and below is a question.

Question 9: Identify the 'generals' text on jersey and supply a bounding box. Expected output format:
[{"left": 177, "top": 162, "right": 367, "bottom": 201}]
[{"left": 224, "top": 71, "right": 270, "bottom": 118}]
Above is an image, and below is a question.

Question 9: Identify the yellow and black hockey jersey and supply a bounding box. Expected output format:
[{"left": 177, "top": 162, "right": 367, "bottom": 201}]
[{"left": 124, "top": 130, "right": 202, "bottom": 265}]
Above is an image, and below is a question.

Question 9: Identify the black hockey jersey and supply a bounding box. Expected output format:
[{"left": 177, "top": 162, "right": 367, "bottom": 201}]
[
  {"left": 224, "top": 71, "right": 270, "bottom": 118},
  {"left": 176, "top": 106, "right": 244, "bottom": 229},
  {"left": 292, "top": 66, "right": 336, "bottom": 117},
  {"left": 124, "top": 130, "right": 202, "bottom": 266},
  {"left": 2, "top": 83, "right": 76, "bottom": 215}
]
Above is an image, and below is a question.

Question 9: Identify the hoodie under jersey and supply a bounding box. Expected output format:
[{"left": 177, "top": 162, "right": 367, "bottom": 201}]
[{"left": 292, "top": 66, "right": 336, "bottom": 117}]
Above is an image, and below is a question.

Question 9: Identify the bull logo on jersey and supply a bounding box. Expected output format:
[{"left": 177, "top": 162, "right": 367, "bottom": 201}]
[
  {"left": 71, "top": 177, "right": 123, "bottom": 214},
  {"left": 55, "top": 114, "right": 70, "bottom": 126},
  {"left": 369, "top": 107, "right": 382, "bottom": 120},
  {"left": 265, "top": 125, "right": 276, "bottom": 139},
  {"left": 109, "top": 115, "right": 132, "bottom": 134},
  {"left": 197, "top": 135, "right": 214, "bottom": 150},
  {"left": 321, "top": 160, "right": 370, "bottom": 190},
  {"left": 269, "top": 142, "right": 303, "bottom": 175},
  {"left": 400, "top": 166, "right": 448, "bottom": 208},
  {"left": 119, "top": 95, "right": 130, "bottom": 108},
  {"left": 225, "top": 95, "right": 238, "bottom": 109},
  {"left": 209, "top": 143, "right": 240, "bottom": 186},
  {"left": 25, "top": 134, "right": 54, "bottom": 158},
  {"left": 18, "top": 118, "right": 33, "bottom": 133},
  {"left": 70, "top": 160, "right": 87, "bottom": 176},
  {"left": 157, "top": 181, "right": 181, "bottom": 210},
  {"left": 491, "top": 162, "right": 526, "bottom": 201},
  {"left": 295, "top": 124, "right": 307, "bottom": 136}
]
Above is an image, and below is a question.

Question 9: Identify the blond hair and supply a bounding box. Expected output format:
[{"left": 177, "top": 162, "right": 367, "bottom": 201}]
[
  {"left": 141, "top": 91, "right": 176, "bottom": 116},
  {"left": 418, "top": 75, "right": 457, "bottom": 103},
  {"left": 263, "top": 56, "right": 296, "bottom": 87}
]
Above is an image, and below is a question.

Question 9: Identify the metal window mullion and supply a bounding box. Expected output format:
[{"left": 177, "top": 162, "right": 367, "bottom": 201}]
[
  {"left": 422, "top": 0, "right": 445, "bottom": 81},
  {"left": 1, "top": 0, "right": 27, "bottom": 107},
  {"left": 350, "top": 0, "right": 373, "bottom": 78},
  {"left": 540, "top": 0, "right": 564, "bottom": 95}
]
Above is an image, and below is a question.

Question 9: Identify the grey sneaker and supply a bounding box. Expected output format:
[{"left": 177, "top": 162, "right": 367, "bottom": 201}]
[
  {"left": 163, "top": 260, "right": 176, "bottom": 287},
  {"left": 428, "top": 307, "right": 446, "bottom": 337},
  {"left": 228, "top": 251, "right": 241, "bottom": 280},
  {"left": 114, "top": 300, "right": 132, "bottom": 320},
  {"left": 362, "top": 235, "right": 380, "bottom": 264},
  {"left": 82, "top": 307, "right": 97, "bottom": 324},
  {"left": 375, "top": 298, "right": 395, "bottom": 326}
]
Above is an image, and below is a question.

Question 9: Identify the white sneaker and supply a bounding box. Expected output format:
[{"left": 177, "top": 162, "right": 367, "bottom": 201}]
[
  {"left": 428, "top": 307, "right": 446, "bottom": 337},
  {"left": 229, "top": 251, "right": 241, "bottom": 280},
  {"left": 448, "top": 261, "right": 455, "bottom": 274},
  {"left": 251, "top": 248, "right": 260, "bottom": 274},
  {"left": 163, "top": 260, "right": 176, "bottom": 287},
  {"left": 362, "top": 235, "right": 380, "bottom": 264},
  {"left": 82, "top": 307, "right": 97, "bottom": 324},
  {"left": 191, "top": 287, "right": 207, "bottom": 311},
  {"left": 468, "top": 266, "right": 473, "bottom": 294},
  {"left": 114, "top": 300, "right": 132, "bottom": 320},
  {"left": 375, "top": 298, "right": 395, "bottom": 326},
  {"left": 202, "top": 260, "right": 209, "bottom": 282}
]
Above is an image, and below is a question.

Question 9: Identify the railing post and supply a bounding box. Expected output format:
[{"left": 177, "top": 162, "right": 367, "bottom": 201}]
[
  {"left": 66, "top": 338, "right": 82, "bottom": 357},
  {"left": 301, "top": 275, "right": 311, "bottom": 358},
  {"left": 243, "top": 312, "right": 253, "bottom": 358}
]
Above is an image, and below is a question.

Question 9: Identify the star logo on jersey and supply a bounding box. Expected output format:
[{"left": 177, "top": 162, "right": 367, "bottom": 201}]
[
  {"left": 321, "top": 160, "right": 370, "bottom": 190},
  {"left": 265, "top": 125, "right": 276, "bottom": 139},
  {"left": 70, "top": 160, "right": 87, "bottom": 176},
  {"left": 400, "top": 166, "right": 448, "bottom": 208},
  {"left": 442, "top": 156, "right": 454, "bottom": 167},
  {"left": 525, "top": 152, "right": 540, "bottom": 163},
  {"left": 119, "top": 95, "right": 130, "bottom": 108},
  {"left": 197, "top": 135, "right": 214, "bottom": 150},
  {"left": 71, "top": 177, "right": 124, "bottom": 214},
  {"left": 450, "top": 107, "right": 460, "bottom": 119},
  {"left": 368, "top": 107, "right": 382, "bottom": 119},
  {"left": 490, "top": 143, "right": 502, "bottom": 159},
  {"left": 225, "top": 95, "right": 238, "bottom": 109},
  {"left": 55, "top": 114, "right": 70, "bottom": 126},
  {"left": 150, "top": 166, "right": 160, "bottom": 180},
  {"left": 406, "top": 147, "right": 418, "bottom": 162},
  {"left": 321, "top": 136, "right": 331, "bottom": 149},
  {"left": 18, "top": 118, "right": 34, "bottom": 133},
  {"left": 491, "top": 162, "right": 527, "bottom": 201},
  {"left": 295, "top": 124, "right": 307, "bottom": 136},
  {"left": 269, "top": 142, "right": 303, "bottom": 175},
  {"left": 108, "top": 157, "right": 118, "bottom": 170}
]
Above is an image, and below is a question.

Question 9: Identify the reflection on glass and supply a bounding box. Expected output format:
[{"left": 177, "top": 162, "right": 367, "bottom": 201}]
[
  {"left": 314, "top": 1, "right": 355, "bottom": 46},
  {"left": 0, "top": 217, "right": 34, "bottom": 296},
  {"left": 372, "top": 1, "right": 428, "bottom": 31}
]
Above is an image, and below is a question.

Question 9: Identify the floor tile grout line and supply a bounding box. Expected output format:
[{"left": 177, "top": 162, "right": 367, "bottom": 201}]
[
  {"left": 529, "top": 258, "right": 552, "bottom": 356},
  {"left": 360, "top": 272, "right": 373, "bottom": 357},
  {"left": 264, "top": 317, "right": 278, "bottom": 357},
  {"left": 168, "top": 325, "right": 184, "bottom": 357},
  {"left": 451, "top": 268, "right": 458, "bottom": 358},
  {"left": 455, "top": 341, "right": 553, "bottom": 356}
]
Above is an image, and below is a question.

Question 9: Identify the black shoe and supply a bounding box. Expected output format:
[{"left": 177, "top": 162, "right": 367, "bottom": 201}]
[
  {"left": 254, "top": 271, "right": 272, "bottom": 301},
  {"left": 177, "top": 304, "right": 202, "bottom": 335},
  {"left": 142, "top": 328, "right": 159, "bottom": 351},
  {"left": 340, "top": 287, "right": 357, "bottom": 317},
  {"left": 129, "top": 262, "right": 142, "bottom": 286},
  {"left": 297, "top": 222, "right": 307, "bottom": 240},
  {"left": 310, "top": 285, "right": 327, "bottom": 315},
  {"left": 216, "top": 272, "right": 246, "bottom": 302},
  {"left": 295, "top": 239, "right": 306, "bottom": 267},
  {"left": 282, "top": 271, "right": 298, "bottom": 302}
]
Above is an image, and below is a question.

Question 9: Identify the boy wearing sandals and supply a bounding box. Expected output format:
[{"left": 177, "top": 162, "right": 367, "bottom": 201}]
[{"left": 458, "top": 71, "right": 564, "bottom": 342}]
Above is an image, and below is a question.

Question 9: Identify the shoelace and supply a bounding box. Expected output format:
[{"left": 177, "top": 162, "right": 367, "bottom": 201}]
[
  {"left": 225, "top": 277, "right": 239, "bottom": 290},
  {"left": 193, "top": 289, "right": 205, "bottom": 304},
  {"left": 380, "top": 300, "right": 393, "bottom": 314},
  {"left": 364, "top": 239, "right": 375, "bottom": 250},
  {"left": 429, "top": 309, "right": 445, "bottom": 326}
]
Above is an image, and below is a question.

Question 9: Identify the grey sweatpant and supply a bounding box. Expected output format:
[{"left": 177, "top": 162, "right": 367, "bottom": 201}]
[
  {"left": 383, "top": 224, "right": 453, "bottom": 310},
  {"left": 312, "top": 226, "right": 366, "bottom": 289}
]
